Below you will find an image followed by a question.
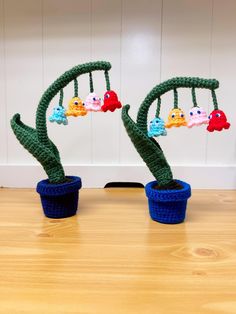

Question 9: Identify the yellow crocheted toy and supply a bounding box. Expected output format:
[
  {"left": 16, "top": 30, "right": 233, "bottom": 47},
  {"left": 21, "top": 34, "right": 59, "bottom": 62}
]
[
  {"left": 66, "top": 97, "right": 87, "bottom": 117},
  {"left": 165, "top": 108, "right": 187, "bottom": 128}
]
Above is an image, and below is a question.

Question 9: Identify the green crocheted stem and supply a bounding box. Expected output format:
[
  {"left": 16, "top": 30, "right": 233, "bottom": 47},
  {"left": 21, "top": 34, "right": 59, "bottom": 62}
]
[
  {"left": 74, "top": 78, "right": 78, "bottom": 97},
  {"left": 59, "top": 89, "right": 64, "bottom": 106},
  {"left": 104, "top": 70, "right": 111, "bottom": 91},
  {"left": 89, "top": 72, "right": 94, "bottom": 93},
  {"left": 192, "top": 87, "right": 198, "bottom": 107},
  {"left": 122, "top": 105, "right": 173, "bottom": 186},
  {"left": 137, "top": 77, "right": 219, "bottom": 134},
  {"left": 11, "top": 61, "right": 112, "bottom": 184},
  {"left": 211, "top": 89, "right": 219, "bottom": 110},
  {"left": 173, "top": 88, "right": 178, "bottom": 109},
  {"left": 155, "top": 97, "right": 161, "bottom": 118},
  {"left": 122, "top": 77, "right": 219, "bottom": 187},
  {"left": 36, "top": 61, "right": 111, "bottom": 148}
]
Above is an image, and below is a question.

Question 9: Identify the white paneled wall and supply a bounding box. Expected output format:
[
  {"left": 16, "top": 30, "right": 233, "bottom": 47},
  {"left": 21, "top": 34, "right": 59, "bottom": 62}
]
[{"left": 0, "top": 0, "right": 235, "bottom": 188}]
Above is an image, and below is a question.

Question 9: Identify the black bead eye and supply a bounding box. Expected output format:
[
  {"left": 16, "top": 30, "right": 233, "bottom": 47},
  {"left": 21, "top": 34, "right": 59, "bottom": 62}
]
[
  {"left": 171, "top": 114, "right": 175, "bottom": 118},
  {"left": 180, "top": 113, "right": 184, "bottom": 118},
  {"left": 197, "top": 110, "right": 201, "bottom": 114},
  {"left": 190, "top": 112, "right": 193, "bottom": 116},
  {"left": 106, "top": 94, "right": 110, "bottom": 99},
  {"left": 208, "top": 114, "right": 212, "bottom": 119},
  {"left": 216, "top": 113, "right": 221, "bottom": 117},
  {"left": 93, "top": 97, "right": 96, "bottom": 101},
  {"left": 57, "top": 108, "right": 60, "bottom": 111},
  {"left": 74, "top": 101, "right": 78, "bottom": 105}
]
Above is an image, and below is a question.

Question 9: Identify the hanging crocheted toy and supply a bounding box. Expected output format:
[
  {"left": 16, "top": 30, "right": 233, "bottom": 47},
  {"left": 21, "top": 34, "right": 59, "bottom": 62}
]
[
  {"left": 207, "top": 109, "right": 230, "bottom": 132},
  {"left": 165, "top": 89, "right": 187, "bottom": 128},
  {"left": 188, "top": 107, "right": 209, "bottom": 128},
  {"left": 148, "top": 117, "right": 167, "bottom": 137},
  {"left": 84, "top": 73, "right": 102, "bottom": 112},
  {"left": 66, "top": 97, "right": 87, "bottom": 117},
  {"left": 102, "top": 90, "right": 122, "bottom": 112},
  {"left": 187, "top": 88, "right": 208, "bottom": 128},
  {"left": 148, "top": 98, "right": 167, "bottom": 137},
  {"left": 66, "top": 78, "right": 87, "bottom": 117},
  {"left": 165, "top": 108, "right": 187, "bottom": 128},
  {"left": 84, "top": 92, "right": 102, "bottom": 111},
  {"left": 49, "top": 106, "right": 68, "bottom": 125},
  {"left": 49, "top": 89, "right": 68, "bottom": 125},
  {"left": 207, "top": 90, "right": 230, "bottom": 132},
  {"left": 101, "top": 70, "right": 122, "bottom": 112}
]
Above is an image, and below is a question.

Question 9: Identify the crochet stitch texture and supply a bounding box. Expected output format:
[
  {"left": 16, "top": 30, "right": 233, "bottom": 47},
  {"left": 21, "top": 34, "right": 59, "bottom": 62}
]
[
  {"left": 122, "top": 77, "right": 219, "bottom": 187},
  {"left": 11, "top": 61, "right": 112, "bottom": 184}
]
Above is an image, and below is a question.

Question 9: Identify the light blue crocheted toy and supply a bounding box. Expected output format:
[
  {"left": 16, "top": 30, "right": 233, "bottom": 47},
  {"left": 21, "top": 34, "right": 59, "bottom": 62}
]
[
  {"left": 148, "top": 117, "right": 167, "bottom": 137},
  {"left": 49, "top": 105, "right": 68, "bottom": 125}
]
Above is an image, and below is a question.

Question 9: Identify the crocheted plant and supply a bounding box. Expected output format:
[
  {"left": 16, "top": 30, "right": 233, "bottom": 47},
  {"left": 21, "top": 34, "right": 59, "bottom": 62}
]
[
  {"left": 122, "top": 77, "right": 228, "bottom": 190},
  {"left": 11, "top": 61, "right": 120, "bottom": 184}
]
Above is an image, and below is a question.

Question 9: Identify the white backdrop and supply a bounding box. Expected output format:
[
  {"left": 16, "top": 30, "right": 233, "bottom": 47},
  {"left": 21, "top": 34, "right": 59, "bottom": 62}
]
[{"left": 0, "top": 0, "right": 235, "bottom": 188}]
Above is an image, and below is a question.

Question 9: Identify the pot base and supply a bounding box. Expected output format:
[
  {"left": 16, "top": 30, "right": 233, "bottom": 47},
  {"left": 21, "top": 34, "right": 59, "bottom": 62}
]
[
  {"left": 145, "top": 180, "right": 191, "bottom": 224},
  {"left": 37, "top": 176, "right": 82, "bottom": 219}
]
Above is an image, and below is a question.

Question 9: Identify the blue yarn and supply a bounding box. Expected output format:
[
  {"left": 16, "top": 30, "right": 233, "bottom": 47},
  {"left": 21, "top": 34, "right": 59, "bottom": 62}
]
[
  {"left": 37, "top": 176, "right": 82, "bottom": 218},
  {"left": 148, "top": 117, "right": 167, "bottom": 137},
  {"left": 145, "top": 180, "right": 191, "bottom": 224},
  {"left": 49, "top": 105, "right": 68, "bottom": 125}
]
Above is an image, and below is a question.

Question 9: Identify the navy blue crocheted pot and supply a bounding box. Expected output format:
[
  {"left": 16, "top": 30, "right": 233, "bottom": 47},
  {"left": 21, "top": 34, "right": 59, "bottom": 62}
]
[
  {"left": 36, "top": 176, "right": 82, "bottom": 219},
  {"left": 145, "top": 180, "right": 191, "bottom": 224}
]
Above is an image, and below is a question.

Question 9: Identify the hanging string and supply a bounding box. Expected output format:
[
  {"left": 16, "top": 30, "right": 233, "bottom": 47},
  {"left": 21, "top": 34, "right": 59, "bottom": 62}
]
[
  {"left": 173, "top": 88, "right": 178, "bottom": 109},
  {"left": 191, "top": 87, "right": 198, "bottom": 107},
  {"left": 89, "top": 72, "right": 94, "bottom": 93},
  {"left": 59, "top": 89, "right": 64, "bottom": 107},
  {"left": 104, "top": 70, "right": 111, "bottom": 91},
  {"left": 155, "top": 97, "right": 161, "bottom": 118},
  {"left": 211, "top": 89, "right": 219, "bottom": 110},
  {"left": 74, "top": 78, "right": 78, "bottom": 97}
]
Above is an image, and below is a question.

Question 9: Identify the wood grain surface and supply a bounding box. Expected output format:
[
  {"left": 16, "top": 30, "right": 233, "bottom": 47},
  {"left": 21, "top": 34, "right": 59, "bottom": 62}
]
[{"left": 0, "top": 188, "right": 236, "bottom": 313}]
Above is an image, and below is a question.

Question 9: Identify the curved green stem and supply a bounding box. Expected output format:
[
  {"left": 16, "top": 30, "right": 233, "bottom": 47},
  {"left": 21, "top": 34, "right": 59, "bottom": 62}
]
[
  {"left": 36, "top": 61, "right": 111, "bottom": 148},
  {"left": 11, "top": 61, "right": 112, "bottom": 184},
  {"left": 137, "top": 77, "right": 219, "bottom": 134},
  {"left": 122, "top": 76, "right": 220, "bottom": 187}
]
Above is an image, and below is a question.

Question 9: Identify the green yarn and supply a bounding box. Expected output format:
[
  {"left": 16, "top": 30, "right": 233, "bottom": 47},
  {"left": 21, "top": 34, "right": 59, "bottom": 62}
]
[
  {"left": 59, "top": 89, "right": 64, "bottom": 106},
  {"left": 173, "top": 88, "right": 178, "bottom": 109},
  {"left": 89, "top": 72, "right": 94, "bottom": 93},
  {"left": 211, "top": 89, "right": 219, "bottom": 110},
  {"left": 192, "top": 87, "right": 198, "bottom": 107},
  {"left": 74, "top": 78, "right": 78, "bottom": 97},
  {"left": 11, "top": 61, "right": 112, "bottom": 184},
  {"left": 104, "top": 70, "right": 110, "bottom": 91},
  {"left": 155, "top": 97, "right": 161, "bottom": 118},
  {"left": 122, "top": 77, "right": 219, "bottom": 187}
]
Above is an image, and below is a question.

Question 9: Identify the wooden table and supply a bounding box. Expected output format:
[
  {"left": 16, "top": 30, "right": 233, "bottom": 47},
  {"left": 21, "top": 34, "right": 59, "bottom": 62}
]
[{"left": 0, "top": 188, "right": 236, "bottom": 313}]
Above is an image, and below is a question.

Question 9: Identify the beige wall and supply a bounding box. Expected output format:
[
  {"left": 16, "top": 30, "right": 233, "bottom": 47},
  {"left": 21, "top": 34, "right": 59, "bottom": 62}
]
[{"left": 0, "top": 0, "right": 235, "bottom": 188}]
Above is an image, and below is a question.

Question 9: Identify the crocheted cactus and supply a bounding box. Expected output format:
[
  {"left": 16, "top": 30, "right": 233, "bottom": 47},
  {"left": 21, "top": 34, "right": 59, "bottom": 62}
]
[
  {"left": 11, "top": 61, "right": 112, "bottom": 184},
  {"left": 122, "top": 77, "right": 219, "bottom": 189}
]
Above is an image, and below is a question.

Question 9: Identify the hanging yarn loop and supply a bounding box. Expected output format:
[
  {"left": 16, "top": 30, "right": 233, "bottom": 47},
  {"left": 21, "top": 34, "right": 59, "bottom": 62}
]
[
  {"left": 89, "top": 72, "right": 94, "bottom": 93},
  {"left": 173, "top": 88, "right": 178, "bottom": 109},
  {"left": 211, "top": 89, "right": 219, "bottom": 110},
  {"left": 74, "top": 78, "right": 78, "bottom": 97},
  {"left": 104, "top": 70, "right": 111, "bottom": 91},
  {"left": 155, "top": 97, "right": 161, "bottom": 118},
  {"left": 59, "top": 89, "right": 64, "bottom": 107},
  {"left": 191, "top": 87, "right": 198, "bottom": 107}
]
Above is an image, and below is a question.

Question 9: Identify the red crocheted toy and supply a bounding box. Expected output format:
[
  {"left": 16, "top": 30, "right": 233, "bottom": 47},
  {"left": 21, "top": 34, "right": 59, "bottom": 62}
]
[
  {"left": 207, "top": 109, "right": 230, "bottom": 132},
  {"left": 101, "top": 90, "right": 122, "bottom": 112}
]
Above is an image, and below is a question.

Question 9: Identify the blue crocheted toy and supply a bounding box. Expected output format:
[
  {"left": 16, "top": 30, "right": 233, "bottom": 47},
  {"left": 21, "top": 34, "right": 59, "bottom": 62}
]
[
  {"left": 49, "top": 105, "right": 68, "bottom": 125},
  {"left": 148, "top": 117, "right": 167, "bottom": 137}
]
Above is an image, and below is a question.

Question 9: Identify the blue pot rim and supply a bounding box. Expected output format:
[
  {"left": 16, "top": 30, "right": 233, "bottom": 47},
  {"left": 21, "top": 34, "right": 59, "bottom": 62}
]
[
  {"left": 36, "top": 176, "right": 82, "bottom": 196},
  {"left": 145, "top": 180, "right": 191, "bottom": 202}
]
